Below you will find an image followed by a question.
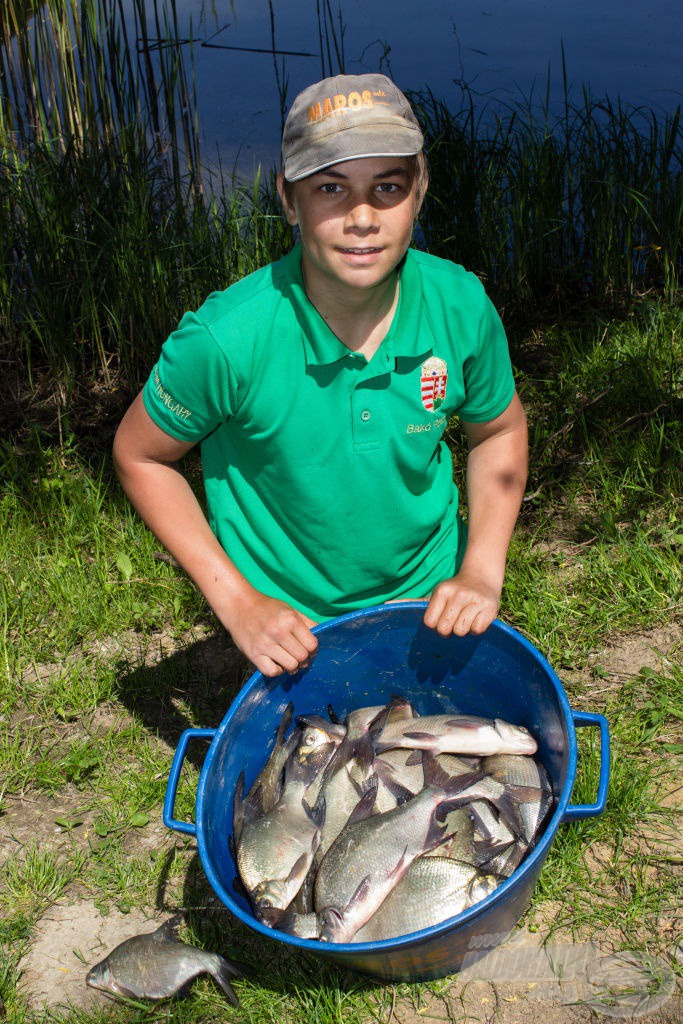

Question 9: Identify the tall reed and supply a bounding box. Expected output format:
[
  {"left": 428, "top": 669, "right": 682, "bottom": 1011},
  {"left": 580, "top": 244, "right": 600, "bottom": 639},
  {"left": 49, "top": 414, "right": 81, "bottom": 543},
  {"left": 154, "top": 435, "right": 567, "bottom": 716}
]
[
  {"left": 1, "top": 1, "right": 681, "bottom": 411},
  {"left": 415, "top": 85, "right": 682, "bottom": 315},
  {"left": 0, "top": 0, "right": 290, "bottom": 396}
]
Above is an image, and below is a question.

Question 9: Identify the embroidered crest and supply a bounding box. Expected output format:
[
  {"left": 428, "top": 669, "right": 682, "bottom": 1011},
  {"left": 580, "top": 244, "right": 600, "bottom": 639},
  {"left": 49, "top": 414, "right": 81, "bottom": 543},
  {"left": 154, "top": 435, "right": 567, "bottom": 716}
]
[{"left": 420, "top": 356, "right": 448, "bottom": 412}]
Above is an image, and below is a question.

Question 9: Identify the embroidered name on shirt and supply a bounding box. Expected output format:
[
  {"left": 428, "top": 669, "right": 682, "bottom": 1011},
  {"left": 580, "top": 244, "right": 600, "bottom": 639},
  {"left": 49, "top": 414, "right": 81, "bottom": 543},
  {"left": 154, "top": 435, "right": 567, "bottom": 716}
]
[
  {"left": 153, "top": 367, "right": 192, "bottom": 420},
  {"left": 406, "top": 414, "right": 446, "bottom": 434}
]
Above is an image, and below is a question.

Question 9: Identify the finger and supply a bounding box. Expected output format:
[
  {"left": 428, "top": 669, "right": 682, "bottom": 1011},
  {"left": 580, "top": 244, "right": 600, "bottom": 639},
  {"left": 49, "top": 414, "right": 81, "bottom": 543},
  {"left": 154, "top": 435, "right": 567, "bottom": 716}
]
[
  {"left": 435, "top": 601, "right": 469, "bottom": 636},
  {"left": 423, "top": 590, "right": 449, "bottom": 629},
  {"left": 253, "top": 654, "right": 284, "bottom": 678},
  {"left": 292, "top": 620, "right": 319, "bottom": 657},
  {"left": 266, "top": 642, "right": 308, "bottom": 676},
  {"left": 469, "top": 606, "right": 495, "bottom": 635}
]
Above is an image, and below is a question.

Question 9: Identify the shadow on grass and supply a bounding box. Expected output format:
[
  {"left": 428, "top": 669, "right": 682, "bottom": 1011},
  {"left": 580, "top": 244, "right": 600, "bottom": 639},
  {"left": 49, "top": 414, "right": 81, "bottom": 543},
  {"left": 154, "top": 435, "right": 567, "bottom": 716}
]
[{"left": 115, "top": 629, "right": 251, "bottom": 768}]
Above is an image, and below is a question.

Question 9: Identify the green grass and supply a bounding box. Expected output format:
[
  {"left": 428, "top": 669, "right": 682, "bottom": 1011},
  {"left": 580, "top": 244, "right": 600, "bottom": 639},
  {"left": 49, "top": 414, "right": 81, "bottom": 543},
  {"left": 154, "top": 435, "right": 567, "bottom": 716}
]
[{"left": 2, "top": 304, "right": 682, "bottom": 1021}]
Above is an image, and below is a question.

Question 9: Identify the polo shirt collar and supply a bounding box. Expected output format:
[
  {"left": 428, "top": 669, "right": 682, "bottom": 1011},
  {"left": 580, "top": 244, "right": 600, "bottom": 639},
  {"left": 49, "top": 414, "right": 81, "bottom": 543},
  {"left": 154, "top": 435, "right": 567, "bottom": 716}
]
[{"left": 286, "top": 246, "right": 434, "bottom": 369}]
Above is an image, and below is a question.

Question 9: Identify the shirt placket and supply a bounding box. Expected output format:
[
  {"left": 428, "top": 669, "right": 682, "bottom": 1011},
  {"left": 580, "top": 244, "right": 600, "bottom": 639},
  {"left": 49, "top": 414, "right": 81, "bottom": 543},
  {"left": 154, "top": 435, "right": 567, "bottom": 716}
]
[{"left": 349, "top": 348, "right": 393, "bottom": 453}]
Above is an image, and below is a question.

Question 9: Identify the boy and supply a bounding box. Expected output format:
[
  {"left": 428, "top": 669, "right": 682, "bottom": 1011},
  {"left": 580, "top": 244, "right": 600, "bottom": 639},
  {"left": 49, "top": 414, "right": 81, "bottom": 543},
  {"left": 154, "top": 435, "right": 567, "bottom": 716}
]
[{"left": 113, "top": 74, "right": 528, "bottom": 678}]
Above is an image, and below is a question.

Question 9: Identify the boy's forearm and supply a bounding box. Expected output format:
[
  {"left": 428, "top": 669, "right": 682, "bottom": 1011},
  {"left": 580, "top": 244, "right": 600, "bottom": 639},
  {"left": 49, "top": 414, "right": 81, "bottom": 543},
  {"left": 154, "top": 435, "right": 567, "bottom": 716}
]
[
  {"left": 113, "top": 398, "right": 318, "bottom": 676},
  {"left": 459, "top": 425, "right": 528, "bottom": 594},
  {"left": 114, "top": 453, "right": 255, "bottom": 613}
]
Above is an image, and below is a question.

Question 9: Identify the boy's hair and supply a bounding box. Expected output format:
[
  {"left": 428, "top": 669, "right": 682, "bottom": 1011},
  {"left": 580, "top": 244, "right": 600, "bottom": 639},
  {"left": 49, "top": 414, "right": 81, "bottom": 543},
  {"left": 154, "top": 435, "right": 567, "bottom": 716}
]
[
  {"left": 281, "top": 73, "right": 424, "bottom": 182},
  {"left": 280, "top": 150, "right": 429, "bottom": 219}
]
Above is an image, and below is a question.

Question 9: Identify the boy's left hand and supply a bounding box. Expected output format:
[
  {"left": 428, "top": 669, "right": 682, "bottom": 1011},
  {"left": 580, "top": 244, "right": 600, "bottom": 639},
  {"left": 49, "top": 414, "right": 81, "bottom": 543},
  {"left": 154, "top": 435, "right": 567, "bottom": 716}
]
[{"left": 423, "top": 571, "right": 500, "bottom": 637}]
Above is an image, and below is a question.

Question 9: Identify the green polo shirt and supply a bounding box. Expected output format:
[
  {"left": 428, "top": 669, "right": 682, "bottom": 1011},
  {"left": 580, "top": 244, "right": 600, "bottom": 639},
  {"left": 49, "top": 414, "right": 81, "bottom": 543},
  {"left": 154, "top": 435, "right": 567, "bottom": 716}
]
[{"left": 142, "top": 246, "right": 515, "bottom": 621}]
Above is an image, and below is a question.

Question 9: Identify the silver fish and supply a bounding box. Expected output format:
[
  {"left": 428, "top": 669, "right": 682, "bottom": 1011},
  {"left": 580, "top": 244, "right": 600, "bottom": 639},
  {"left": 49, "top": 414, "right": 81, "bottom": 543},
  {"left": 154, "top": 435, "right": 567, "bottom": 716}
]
[
  {"left": 482, "top": 837, "right": 530, "bottom": 878},
  {"left": 316, "top": 762, "right": 365, "bottom": 858},
  {"left": 352, "top": 857, "right": 499, "bottom": 942},
  {"left": 482, "top": 753, "right": 553, "bottom": 843},
  {"left": 314, "top": 757, "right": 489, "bottom": 942},
  {"left": 85, "top": 918, "right": 241, "bottom": 1003},
  {"left": 235, "top": 746, "right": 327, "bottom": 914},
  {"left": 468, "top": 800, "right": 517, "bottom": 863},
  {"left": 372, "top": 714, "right": 538, "bottom": 757},
  {"left": 423, "top": 807, "right": 478, "bottom": 863},
  {"left": 234, "top": 703, "right": 297, "bottom": 843}
]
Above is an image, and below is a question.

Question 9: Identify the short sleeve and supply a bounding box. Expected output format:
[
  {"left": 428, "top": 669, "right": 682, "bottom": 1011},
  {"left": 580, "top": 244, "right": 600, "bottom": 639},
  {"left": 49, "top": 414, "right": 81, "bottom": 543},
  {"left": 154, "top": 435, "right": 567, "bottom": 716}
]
[
  {"left": 456, "top": 292, "right": 515, "bottom": 423},
  {"left": 142, "top": 311, "right": 239, "bottom": 442}
]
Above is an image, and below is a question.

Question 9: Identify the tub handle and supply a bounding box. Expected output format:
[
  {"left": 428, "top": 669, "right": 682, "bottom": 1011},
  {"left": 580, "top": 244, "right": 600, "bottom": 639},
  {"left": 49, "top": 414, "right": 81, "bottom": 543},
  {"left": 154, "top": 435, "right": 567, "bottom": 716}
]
[
  {"left": 562, "top": 711, "right": 610, "bottom": 821},
  {"left": 163, "top": 727, "right": 216, "bottom": 835}
]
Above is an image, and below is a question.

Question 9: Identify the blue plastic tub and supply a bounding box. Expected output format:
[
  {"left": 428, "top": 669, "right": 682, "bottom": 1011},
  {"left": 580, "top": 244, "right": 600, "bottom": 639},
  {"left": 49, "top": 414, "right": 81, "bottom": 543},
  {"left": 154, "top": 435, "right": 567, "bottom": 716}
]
[{"left": 164, "top": 602, "right": 609, "bottom": 982}]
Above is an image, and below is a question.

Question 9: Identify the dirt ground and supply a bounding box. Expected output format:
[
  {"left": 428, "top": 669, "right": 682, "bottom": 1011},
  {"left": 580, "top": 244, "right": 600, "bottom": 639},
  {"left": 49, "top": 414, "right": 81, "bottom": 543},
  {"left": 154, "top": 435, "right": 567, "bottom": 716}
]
[{"left": 7, "top": 620, "right": 683, "bottom": 1022}]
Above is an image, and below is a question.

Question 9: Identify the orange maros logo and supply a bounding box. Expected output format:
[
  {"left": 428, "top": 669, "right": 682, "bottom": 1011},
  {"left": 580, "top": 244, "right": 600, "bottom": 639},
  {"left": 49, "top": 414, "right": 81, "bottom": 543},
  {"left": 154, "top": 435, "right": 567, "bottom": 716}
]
[{"left": 308, "top": 88, "right": 387, "bottom": 123}]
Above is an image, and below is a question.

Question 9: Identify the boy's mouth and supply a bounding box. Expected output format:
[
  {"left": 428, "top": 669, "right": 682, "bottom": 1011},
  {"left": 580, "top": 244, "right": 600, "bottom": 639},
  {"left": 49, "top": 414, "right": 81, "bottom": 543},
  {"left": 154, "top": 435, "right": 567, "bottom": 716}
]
[{"left": 337, "top": 246, "right": 383, "bottom": 255}]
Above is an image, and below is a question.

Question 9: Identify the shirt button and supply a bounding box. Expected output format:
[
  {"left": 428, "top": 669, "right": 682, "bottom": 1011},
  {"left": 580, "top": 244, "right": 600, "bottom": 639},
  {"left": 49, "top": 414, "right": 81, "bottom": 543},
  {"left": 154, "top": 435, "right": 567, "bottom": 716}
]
[{"left": 361, "top": 410, "right": 371, "bottom": 422}]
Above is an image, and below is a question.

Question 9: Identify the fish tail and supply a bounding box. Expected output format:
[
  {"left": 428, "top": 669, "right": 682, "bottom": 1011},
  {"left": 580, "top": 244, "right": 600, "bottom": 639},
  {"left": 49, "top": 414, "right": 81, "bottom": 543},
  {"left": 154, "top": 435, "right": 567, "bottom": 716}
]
[
  {"left": 422, "top": 751, "right": 484, "bottom": 794},
  {"left": 209, "top": 954, "right": 242, "bottom": 1006}
]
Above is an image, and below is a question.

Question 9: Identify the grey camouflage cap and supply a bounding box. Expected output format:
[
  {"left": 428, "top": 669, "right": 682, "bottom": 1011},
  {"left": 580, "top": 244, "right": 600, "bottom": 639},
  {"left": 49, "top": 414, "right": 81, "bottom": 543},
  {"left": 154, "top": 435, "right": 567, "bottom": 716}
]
[{"left": 281, "top": 73, "right": 424, "bottom": 182}]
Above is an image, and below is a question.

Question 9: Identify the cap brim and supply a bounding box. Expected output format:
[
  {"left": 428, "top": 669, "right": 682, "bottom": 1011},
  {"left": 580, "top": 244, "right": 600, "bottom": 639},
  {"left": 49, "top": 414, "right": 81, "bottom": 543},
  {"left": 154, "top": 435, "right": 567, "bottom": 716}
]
[{"left": 284, "top": 124, "right": 423, "bottom": 182}]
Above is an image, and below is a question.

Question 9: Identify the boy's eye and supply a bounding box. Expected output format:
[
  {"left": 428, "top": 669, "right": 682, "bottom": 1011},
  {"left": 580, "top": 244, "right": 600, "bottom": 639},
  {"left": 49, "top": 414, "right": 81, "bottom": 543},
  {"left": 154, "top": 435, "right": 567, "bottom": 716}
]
[
  {"left": 377, "top": 182, "right": 400, "bottom": 193},
  {"left": 320, "top": 182, "right": 343, "bottom": 194}
]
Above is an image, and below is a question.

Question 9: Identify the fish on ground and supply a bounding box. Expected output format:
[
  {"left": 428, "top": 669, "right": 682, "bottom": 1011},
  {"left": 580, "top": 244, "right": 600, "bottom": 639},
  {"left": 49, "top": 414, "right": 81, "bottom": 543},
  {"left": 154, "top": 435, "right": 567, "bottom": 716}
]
[{"left": 85, "top": 918, "right": 242, "bottom": 1004}]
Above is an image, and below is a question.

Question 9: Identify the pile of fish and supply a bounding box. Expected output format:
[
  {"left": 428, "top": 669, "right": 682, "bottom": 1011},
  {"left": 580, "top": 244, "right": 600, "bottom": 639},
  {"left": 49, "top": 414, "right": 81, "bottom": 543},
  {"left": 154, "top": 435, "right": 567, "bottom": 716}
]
[{"left": 231, "top": 696, "right": 553, "bottom": 944}]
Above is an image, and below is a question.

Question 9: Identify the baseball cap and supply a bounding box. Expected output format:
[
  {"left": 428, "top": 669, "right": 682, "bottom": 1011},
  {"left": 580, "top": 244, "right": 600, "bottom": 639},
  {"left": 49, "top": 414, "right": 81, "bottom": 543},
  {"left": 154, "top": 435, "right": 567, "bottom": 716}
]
[{"left": 281, "top": 73, "right": 424, "bottom": 182}]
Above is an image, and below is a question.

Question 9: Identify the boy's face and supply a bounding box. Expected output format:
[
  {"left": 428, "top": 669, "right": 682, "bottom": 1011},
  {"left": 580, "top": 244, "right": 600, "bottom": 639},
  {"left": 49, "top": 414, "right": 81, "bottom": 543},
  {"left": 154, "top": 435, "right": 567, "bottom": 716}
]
[{"left": 277, "top": 156, "right": 418, "bottom": 298}]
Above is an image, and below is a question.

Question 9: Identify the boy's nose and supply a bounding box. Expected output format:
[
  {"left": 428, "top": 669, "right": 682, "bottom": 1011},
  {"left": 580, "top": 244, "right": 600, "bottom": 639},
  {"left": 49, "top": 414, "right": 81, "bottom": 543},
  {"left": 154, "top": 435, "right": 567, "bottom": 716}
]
[{"left": 345, "top": 201, "right": 379, "bottom": 231}]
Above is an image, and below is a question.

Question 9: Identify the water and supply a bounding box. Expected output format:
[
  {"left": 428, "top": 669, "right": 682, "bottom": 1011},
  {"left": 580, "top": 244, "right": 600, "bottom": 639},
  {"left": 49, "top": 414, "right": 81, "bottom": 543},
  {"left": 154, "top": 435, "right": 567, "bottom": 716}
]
[{"left": 139, "top": 0, "right": 683, "bottom": 176}]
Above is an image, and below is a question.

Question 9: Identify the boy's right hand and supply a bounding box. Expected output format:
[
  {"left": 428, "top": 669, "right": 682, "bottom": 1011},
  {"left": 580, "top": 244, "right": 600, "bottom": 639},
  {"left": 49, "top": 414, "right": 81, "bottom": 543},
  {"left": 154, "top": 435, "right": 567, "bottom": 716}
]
[{"left": 223, "top": 592, "right": 318, "bottom": 678}]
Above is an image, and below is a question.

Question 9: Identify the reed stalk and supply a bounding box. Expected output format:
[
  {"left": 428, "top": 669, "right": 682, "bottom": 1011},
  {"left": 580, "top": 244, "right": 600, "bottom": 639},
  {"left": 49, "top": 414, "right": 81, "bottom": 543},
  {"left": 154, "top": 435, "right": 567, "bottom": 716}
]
[
  {"left": 415, "top": 85, "right": 682, "bottom": 314},
  {"left": 1, "top": 1, "right": 680, "bottom": 407}
]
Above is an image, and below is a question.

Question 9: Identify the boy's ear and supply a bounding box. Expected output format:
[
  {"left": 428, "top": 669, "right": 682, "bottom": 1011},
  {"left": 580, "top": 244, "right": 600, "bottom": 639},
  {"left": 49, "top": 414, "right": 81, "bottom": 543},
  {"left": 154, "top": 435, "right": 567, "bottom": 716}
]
[{"left": 276, "top": 172, "right": 299, "bottom": 226}]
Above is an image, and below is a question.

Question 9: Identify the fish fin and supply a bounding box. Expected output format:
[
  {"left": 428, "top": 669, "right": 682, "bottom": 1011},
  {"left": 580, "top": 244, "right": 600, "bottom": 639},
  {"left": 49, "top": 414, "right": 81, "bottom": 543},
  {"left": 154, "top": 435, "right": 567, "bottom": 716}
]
[
  {"left": 446, "top": 717, "right": 488, "bottom": 729},
  {"left": 232, "top": 872, "right": 251, "bottom": 902},
  {"left": 404, "top": 750, "right": 424, "bottom": 767},
  {"left": 401, "top": 730, "right": 439, "bottom": 743},
  {"left": 302, "top": 795, "right": 326, "bottom": 829},
  {"left": 388, "top": 845, "right": 413, "bottom": 882},
  {"left": 154, "top": 915, "right": 184, "bottom": 941},
  {"left": 511, "top": 783, "right": 545, "bottom": 803},
  {"left": 327, "top": 703, "right": 342, "bottom": 725},
  {"left": 209, "top": 955, "right": 241, "bottom": 1006},
  {"left": 389, "top": 693, "right": 419, "bottom": 718},
  {"left": 345, "top": 874, "right": 373, "bottom": 914},
  {"left": 485, "top": 789, "right": 528, "bottom": 841},
  {"left": 285, "top": 850, "right": 313, "bottom": 890},
  {"left": 232, "top": 770, "right": 245, "bottom": 844},
  {"left": 353, "top": 734, "right": 375, "bottom": 774},
  {"left": 423, "top": 751, "right": 484, "bottom": 792},
  {"left": 346, "top": 776, "right": 379, "bottom": 826},
  {"left": 374, "top": 760, "right": 414, "bottom": 805},
  {"left": 273, "top": 702, "right": 294, "bottom": 750}
]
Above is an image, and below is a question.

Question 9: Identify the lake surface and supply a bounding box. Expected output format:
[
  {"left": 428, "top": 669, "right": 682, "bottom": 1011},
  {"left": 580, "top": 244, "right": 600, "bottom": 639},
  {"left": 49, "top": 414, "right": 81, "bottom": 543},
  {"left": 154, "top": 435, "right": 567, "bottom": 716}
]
[{"left": 134, "top": 0, "right": 683, "bottom": 177}]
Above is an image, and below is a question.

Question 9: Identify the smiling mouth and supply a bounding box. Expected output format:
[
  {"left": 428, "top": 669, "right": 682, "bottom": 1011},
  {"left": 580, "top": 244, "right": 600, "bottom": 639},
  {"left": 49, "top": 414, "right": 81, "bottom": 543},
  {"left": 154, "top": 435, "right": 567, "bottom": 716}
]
[{"left": 337, "top": 246, "right": 383, "bottom": 255}]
